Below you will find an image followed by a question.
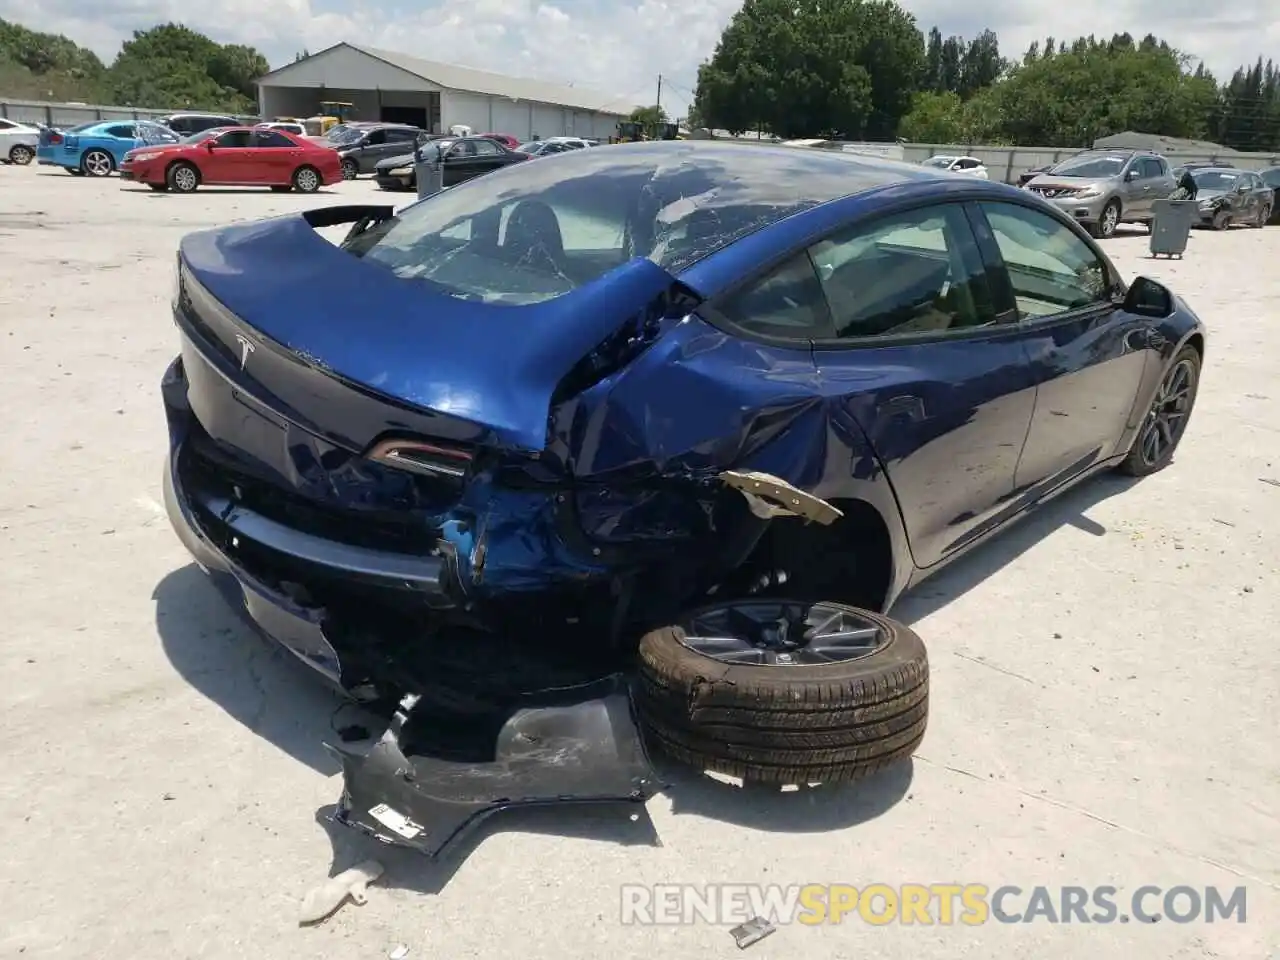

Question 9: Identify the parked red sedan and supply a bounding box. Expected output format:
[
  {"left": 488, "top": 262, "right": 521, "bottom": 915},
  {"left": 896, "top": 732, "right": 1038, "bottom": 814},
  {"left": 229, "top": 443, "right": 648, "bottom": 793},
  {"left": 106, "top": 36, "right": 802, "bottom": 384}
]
[{"left": 119, "top": 126, "right": 342, "bottom": 193}]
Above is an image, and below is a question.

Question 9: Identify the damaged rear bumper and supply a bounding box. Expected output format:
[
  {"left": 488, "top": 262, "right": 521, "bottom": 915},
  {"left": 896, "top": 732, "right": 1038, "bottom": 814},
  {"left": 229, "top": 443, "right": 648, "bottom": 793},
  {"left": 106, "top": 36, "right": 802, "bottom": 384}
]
[{"left": 328, "top": 674, "right": 661, "bottom": 857}]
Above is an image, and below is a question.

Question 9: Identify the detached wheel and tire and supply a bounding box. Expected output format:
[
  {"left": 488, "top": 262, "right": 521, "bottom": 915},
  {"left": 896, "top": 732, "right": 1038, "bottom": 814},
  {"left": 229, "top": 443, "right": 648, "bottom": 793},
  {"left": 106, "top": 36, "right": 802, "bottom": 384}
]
[
  {"left": 81, "top": 149, "right": 114, "bottom": 177},
  {"left": 1091, "top": 200, "right": 1121, "bottom": 239},
  {"left": 292, "top": 166, "right": 321, "bottom": 193},
  {"left": 636, "top": 599, "right": 929, "bottom": 784},
  {"left": 1118, "top": 345, "right": 1200, "bottom": 477},
  {"left": 9, "top": 144, "right": 34, "bottom": 165},
  {"left": 167, "top": 162, "right": 200, "bottom": 193}
]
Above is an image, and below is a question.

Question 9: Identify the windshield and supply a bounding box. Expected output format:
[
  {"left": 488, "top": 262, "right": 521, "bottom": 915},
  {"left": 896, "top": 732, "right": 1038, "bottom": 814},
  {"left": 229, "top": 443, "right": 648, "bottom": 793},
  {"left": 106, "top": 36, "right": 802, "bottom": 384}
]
[
  {"left": 1049, "top": 154, "right": 1128, "bottom": 178},
  {"left": 326, "top": 124, "right": 364, "bottom": 144},
  {"left": 922, "top": 156, "right": 954, "bottom": 168},
  {"left": 345, "top": 142, "right": 882, "bottom": 306},
  {"left": 180, "top": 129, "right": 223, "bottom": 144},
  {"left": 1191, "top": 170, "right": 1240, "bottom": 191},
  {"left": 138, "top": 122, "right": 179, "bottom": 144}
]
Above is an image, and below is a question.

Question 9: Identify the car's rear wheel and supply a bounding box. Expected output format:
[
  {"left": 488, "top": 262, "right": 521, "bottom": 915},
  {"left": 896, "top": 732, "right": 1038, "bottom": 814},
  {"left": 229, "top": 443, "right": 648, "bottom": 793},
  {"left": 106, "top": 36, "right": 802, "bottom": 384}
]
[
  {"left": 9, "top": 144, "right": 34, "bottom": 165},
  {"left": 1092, "top": 199, "right": 1121, "bottom": 238},
  {"left": 636, "top": 599, "right": 929, "bottom": 784},
  {"left": 81, "top": 149, "right": 114, "bottom": 177},
  {"left": 1117, "top": 345, "right": 1200, "bottom": 477},
  {"left": 340, "top": 158, "right": 358, "bottom": 180},
  {"left": 292, "top": 165, "right": 321, "bottom": 193},
  {"left": 167, "top": 162, "right": 201, "bottom": 193}
]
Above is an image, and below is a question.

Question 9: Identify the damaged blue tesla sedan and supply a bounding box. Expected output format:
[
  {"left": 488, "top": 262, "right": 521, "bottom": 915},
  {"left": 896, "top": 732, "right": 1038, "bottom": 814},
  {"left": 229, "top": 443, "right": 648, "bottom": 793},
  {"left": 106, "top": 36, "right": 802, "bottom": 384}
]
[{"left": 161, "top": 140, "right": 1204, "bottom": 855}]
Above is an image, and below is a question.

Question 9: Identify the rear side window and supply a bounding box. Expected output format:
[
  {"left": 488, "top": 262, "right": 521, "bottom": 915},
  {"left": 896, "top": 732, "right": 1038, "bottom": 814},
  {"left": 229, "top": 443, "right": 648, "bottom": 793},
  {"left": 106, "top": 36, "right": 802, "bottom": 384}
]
[
  {"left": 716, "top": 254, "right": 831, "bottom": 339},
  {"left": 980, "top": 202, "right": 1111, "bottom": 319},
  {"left": 254, "top": 131, "right": 295, "bottom": 148},
  {"left": 105, "top": 124, "right": 135, "bottom": 138},
  {"left": 810, "top": 204, "right": 994, "bottom": 339}
]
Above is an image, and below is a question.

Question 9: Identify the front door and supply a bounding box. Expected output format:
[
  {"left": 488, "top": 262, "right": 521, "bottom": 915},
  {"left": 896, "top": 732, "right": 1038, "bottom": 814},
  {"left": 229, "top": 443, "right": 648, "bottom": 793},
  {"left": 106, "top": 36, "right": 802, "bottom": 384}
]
[
  {"left": 204, "top": 129, "right": 258, "bottom": 183},
  {"left": 974, "top": 200, "right": 1156, "bottom": 495},
  {"left": 804, "top": 202, "right": 1038, "bottom": 566}
]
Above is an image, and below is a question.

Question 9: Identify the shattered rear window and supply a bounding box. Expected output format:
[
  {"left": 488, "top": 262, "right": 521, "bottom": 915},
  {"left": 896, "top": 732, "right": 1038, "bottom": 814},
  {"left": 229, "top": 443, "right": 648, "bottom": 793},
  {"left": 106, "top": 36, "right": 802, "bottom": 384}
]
[{"left": 347, "top": 141, "right": 918, "bottom": 305}]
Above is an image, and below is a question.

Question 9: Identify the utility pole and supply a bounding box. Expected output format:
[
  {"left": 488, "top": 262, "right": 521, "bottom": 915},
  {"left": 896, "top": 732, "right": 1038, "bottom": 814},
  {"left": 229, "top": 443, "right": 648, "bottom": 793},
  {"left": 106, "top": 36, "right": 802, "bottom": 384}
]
[{"left": 656, "top": 75, "right": 662, "bottom": 113}]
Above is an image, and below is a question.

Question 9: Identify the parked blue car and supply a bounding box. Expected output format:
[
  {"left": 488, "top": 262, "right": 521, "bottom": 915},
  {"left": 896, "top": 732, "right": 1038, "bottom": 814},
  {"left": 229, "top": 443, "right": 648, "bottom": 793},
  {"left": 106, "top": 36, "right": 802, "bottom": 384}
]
[
  {"left": 159, "top": 141, "right": 1205, "bottom": 855},
  {"left": 36, "top": 119, "right": 179, "bottom": 177}
]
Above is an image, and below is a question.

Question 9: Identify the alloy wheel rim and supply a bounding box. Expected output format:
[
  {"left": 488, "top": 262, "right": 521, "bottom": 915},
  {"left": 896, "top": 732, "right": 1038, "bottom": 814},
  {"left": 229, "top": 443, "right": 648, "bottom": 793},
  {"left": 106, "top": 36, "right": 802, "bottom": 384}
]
[
  {"left": 677, "top": 600, "right": 890, "bottom": 667},
  {"left": 13, "top": 146, "right": 33, "bottom": 164},
  {"left": 297, "top": 169, "right": 318, "bottom": 191},
  {"left": 342, "top": 161, "right": 356, "bottom": 179},
  {"left": 1139, "top": 358, "right": 1194, "bottom": 467},
  {"left": 86, "top": 152, "right": 110, "bottom": 176},
  {"left": 174, "top": 167, "right": 196, "bottom": 190}
]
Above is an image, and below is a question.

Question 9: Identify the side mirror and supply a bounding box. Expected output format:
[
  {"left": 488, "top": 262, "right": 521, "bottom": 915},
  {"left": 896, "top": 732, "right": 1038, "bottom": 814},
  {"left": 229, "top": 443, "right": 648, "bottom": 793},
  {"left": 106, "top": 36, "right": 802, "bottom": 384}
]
[
  {"left": 1123, "top": 276, "right": 1174, "bottom": 318},
  {"left": 204, "top": 140, "right": 215, "bottom": 151}
]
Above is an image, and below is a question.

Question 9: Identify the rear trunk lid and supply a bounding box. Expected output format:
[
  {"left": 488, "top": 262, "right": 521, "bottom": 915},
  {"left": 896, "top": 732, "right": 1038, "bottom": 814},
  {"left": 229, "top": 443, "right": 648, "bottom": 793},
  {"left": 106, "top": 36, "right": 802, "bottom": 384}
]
[{"left": 176, "top": 206, "right": 691, "bottom": 456}]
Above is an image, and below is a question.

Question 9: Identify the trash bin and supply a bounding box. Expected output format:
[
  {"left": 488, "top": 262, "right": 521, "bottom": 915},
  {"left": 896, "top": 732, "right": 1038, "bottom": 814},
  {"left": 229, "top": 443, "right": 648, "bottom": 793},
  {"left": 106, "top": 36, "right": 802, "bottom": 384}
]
[
  {"left": 1149, "top": 198, "right": 1197, "bottom": 258},
  {"left": 415, "top": 144, "right": 444, "bottom": 200}
]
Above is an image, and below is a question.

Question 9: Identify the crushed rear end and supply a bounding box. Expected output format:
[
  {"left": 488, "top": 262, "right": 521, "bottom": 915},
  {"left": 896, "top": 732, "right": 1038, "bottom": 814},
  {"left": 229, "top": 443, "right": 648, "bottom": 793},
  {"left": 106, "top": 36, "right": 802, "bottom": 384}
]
[{"left": 160, "top": 147, "right": 856, "bottom": 855}]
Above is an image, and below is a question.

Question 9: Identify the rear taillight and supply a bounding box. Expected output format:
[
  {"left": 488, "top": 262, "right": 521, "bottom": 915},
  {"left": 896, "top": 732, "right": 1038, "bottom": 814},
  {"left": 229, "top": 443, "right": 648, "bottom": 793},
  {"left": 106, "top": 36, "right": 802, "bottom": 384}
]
[
  {"left": 49, "top": 132, "right": 63, "bottom": 144},
  {"left": 366, "top": 438, "right": 473, "bottom": 479}
]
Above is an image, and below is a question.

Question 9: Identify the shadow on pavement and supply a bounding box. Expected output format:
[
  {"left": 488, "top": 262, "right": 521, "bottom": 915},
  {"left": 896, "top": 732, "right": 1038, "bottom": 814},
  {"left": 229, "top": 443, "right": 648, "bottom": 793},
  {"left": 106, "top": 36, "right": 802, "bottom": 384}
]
[
  {"left": 894, "top": 472, "right": 1139, "bottom": 625},
  {"left": 153, "top": 563, "right": 367, "bottom": 775}
]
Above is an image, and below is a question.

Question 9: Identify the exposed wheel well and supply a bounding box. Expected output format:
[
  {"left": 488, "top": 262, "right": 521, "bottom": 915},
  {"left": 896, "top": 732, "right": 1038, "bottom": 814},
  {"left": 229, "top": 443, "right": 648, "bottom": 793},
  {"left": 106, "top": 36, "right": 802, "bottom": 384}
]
[
  {"left": 1184, "top": 332, "right": 1204, "bottom": 361},
  {"left": 735, "top": 497, "right": 895, "bottom": 613}
]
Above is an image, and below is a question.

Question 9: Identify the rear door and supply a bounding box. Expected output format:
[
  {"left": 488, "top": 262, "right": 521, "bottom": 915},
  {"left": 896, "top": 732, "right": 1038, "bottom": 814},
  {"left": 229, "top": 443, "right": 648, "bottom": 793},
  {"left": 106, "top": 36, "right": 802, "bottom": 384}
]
[
  {"left": 973, "top": 199, "right": 1155, "bottom": 494},
  {"left": 804, "top": 201, "right": 1038, "bottom": 566},
  {"left": 103, "top": 124, "right": 138, "bottom": 163},
  {"left": 251, "top": 129, "right": 300, "bottom": 182}
]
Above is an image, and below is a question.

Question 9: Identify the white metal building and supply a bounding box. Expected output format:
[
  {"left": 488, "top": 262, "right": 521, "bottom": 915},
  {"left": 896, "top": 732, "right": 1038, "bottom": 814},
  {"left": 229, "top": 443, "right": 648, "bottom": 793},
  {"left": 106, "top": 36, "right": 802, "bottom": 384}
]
[{"left": 256, "top": 42, "right": 633, "bottom": 141}]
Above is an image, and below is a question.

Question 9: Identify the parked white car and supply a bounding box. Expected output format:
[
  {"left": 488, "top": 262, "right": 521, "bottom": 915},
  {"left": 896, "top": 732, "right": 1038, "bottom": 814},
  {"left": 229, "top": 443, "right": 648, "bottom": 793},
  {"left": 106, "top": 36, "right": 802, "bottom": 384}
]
[
  {"left": 257, "top": 121, "right": 308, "bottom": 138},
  {"left": 0, "top": 117, "right": 41, "bottom": 165},
  {"left": 921, "top": 155, "right": 989, "bottom": 179}
]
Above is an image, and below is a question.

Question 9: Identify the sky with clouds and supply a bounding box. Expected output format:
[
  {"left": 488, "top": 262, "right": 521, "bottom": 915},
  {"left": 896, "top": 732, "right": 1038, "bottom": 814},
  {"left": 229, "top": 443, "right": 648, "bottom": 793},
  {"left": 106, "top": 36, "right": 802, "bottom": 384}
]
[{"left": 3, "top": 0, "right": 1279, "bottom": 118}]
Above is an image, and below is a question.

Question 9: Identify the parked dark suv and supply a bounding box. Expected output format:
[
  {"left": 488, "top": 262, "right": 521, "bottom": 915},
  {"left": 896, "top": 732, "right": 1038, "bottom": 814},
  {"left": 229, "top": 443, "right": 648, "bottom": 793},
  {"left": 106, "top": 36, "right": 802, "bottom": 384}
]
[
  {"left": 327, "top": 123, "right": 423, "bottom": 179},
  {"left": 157, "top": 113, "right": 243, "bottom": 136}
]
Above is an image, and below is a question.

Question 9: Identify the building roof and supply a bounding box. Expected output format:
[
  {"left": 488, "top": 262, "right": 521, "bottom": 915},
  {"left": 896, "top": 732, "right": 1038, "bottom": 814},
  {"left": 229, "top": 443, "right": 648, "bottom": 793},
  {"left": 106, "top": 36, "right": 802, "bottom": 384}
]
[
  {"left": 1092, "top": 131, "right": 1238, "bottom": 154},
  {"left": 262, "top": 42, "right": 634, "bottom": 116}
]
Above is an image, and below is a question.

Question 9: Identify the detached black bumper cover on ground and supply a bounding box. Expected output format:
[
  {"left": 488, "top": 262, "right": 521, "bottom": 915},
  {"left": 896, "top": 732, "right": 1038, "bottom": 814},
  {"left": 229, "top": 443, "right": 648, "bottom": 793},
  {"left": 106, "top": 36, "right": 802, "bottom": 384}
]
[{"left": 328, "top": 674, "right": 662, "bottom": 857}]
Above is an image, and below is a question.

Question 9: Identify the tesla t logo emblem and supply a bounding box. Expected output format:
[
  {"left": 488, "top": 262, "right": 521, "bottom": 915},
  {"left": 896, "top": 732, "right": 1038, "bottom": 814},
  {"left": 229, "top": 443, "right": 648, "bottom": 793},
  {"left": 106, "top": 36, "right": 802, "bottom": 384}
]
[{"left": 234, "top": 334, "right": 256, "bottom": 370}]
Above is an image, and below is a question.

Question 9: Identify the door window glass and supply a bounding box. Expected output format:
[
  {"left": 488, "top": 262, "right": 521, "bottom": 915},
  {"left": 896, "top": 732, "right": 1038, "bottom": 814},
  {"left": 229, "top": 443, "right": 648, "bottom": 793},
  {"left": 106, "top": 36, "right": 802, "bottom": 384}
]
[
  {"left": 810, "top": 204, "right": 994, "bottom": 339},
  {"left": 253, "top": 131, "right": 295, "bottom": 148},
  {"left": 215, "top": 130, "right": 253, "bottom": 148},
  {"left": 470, "top": 138, "right": 503, "bottom": 156},
  {"left": 364, "top": 129, "right": 387, "bottom": 145},
  {"left": 980, "top": 201, "right": 1111, "bottom": 319}
]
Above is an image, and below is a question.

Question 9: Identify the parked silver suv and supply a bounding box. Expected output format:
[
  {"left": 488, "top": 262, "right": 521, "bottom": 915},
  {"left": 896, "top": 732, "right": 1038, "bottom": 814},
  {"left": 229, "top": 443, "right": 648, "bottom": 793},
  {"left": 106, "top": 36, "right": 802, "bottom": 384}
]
[{"left": 1024, "top": 150, "right": 1176, "bottom": 238}]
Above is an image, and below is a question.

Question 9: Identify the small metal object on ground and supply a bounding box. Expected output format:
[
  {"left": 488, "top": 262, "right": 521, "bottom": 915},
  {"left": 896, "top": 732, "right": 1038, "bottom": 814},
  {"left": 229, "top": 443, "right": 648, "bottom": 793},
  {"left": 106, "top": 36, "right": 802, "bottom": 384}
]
[
  {"left": 1149, "top": 199, "right": 1197, "bottom": 258},
  {"left": 730, "top": 916, "right": 777, "bottom": 949}
]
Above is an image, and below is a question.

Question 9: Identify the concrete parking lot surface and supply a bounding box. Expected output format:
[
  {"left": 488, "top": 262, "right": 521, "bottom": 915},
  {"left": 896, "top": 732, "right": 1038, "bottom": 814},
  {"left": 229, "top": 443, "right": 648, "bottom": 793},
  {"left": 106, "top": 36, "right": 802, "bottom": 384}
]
[{"left": 1, "top": 164, "right": 1276, "bottom": 960}]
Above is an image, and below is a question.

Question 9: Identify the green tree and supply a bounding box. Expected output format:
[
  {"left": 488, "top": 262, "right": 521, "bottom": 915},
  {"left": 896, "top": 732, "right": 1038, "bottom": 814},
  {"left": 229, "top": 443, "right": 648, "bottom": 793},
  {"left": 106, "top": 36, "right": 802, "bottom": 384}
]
[
  {"left": 692, "top": 0, "right": 923, "bottom": 139},
  {"left": 102, "top": 23, "right": 268, "bottom": 111},
  {"left": 629, "top": 104, "right": 668, "bottom": 126}
]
